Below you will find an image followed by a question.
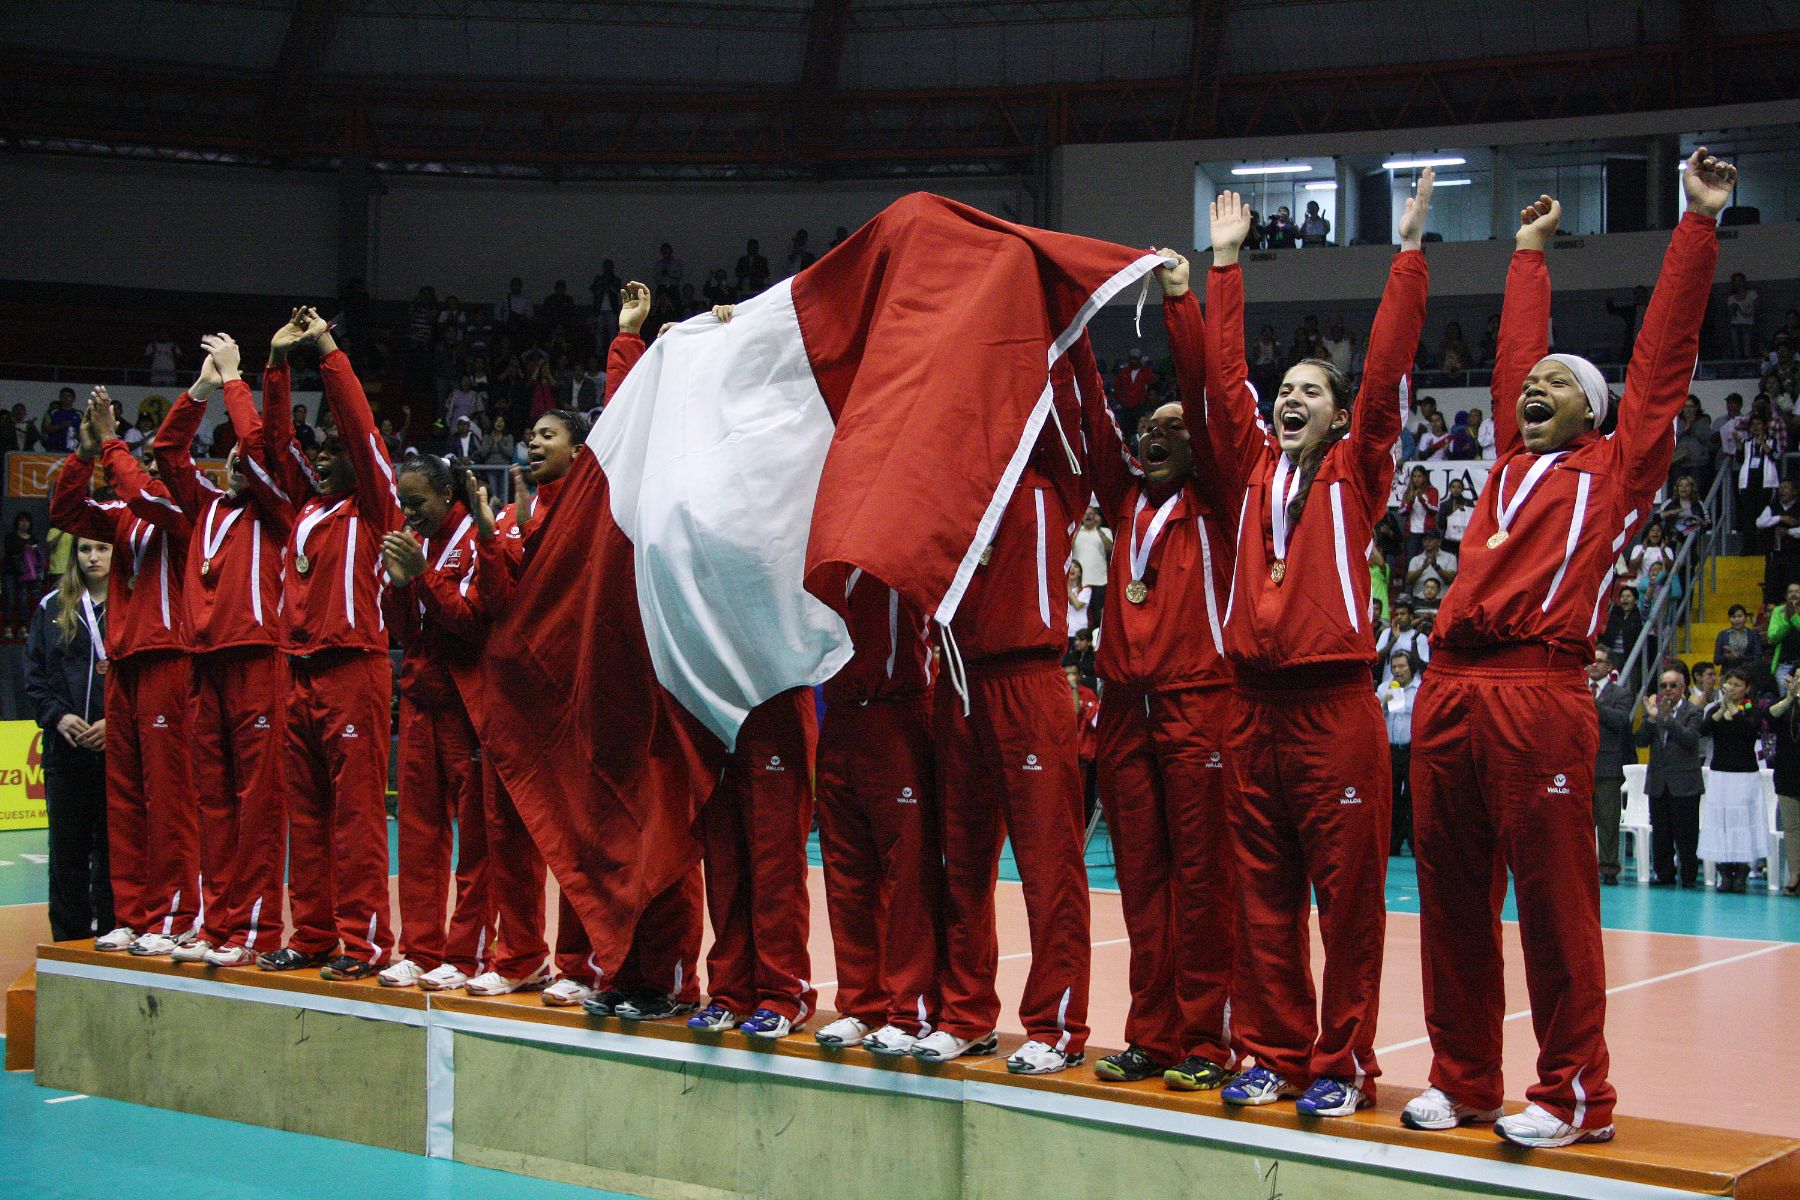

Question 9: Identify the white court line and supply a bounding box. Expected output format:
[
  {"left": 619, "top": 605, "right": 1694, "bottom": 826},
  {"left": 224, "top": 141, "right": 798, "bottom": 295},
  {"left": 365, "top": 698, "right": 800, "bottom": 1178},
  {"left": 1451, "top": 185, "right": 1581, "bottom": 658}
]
[
  {"left": 812, "top": 936, "right": 1131, "bottom": 992},
  {"left": 1374, "top": 941, "right": 1794, "bottom": 1057},
  {"left": 44, "top": 1094, "right": 89, "bottom": 1104}
]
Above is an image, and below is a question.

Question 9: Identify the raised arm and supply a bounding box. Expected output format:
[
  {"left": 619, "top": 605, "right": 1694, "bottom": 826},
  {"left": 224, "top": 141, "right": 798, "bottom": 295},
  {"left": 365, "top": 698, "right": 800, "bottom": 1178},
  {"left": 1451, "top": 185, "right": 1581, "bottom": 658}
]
[
  {"left": 1347, "top": 170, "right": 1434, "bottom": 492},
  {"left": 48, "top": 452, "right": 124, "bottom": 544},
  {"left": 1066, "top": 331, "right": 1134, "bottom": 518},
  {"left": 85, "top": 392, "right": 190, "bottom": 536},
  {"left": 151, "top": 384, "right": 219, "bottom": 519},
  {"left": 1158, "top": 250, "right": 1236, "bottom": 520},
  {"left": 1615, "top": 149, "right": 1732, "bottom": 504},
  {"left": 207, "top": 333, "right": 296, "bottom": 533},
  {"left": 1202, "top": 191, "right": 1278, "bottom": 498},
  {"left": 298, "top": 307, "right": 402, "bottom": 531},
  {"left": 1492, "top": 197, "right": 1560, "bottom": 458},
  {"left": 604, "top": 281, "right": 651, "bottom": 405},
  {"left": 263, "top": 310, "right": 320, "bottom": 501}
]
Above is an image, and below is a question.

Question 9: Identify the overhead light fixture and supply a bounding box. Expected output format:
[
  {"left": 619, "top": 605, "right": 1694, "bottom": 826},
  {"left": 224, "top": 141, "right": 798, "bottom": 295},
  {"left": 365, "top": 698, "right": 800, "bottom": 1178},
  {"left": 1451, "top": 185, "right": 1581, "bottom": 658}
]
[
  {"left": 1430, "top": 178, "right": 1473, "bottom": 187},
  {"left": 1231, "top": 163, "right": 1313, "bottom": 176},
  {"left": 1383, "top": 156, "right": 1467, "bottom": 170},
  {"left": 1302, "top": 181, "right": 1339, "bottom": 191}
]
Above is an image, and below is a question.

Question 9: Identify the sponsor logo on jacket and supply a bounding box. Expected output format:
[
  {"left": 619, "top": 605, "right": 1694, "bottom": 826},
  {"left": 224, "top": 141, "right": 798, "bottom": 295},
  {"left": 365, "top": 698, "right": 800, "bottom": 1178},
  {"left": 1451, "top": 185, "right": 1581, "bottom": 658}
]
[{"left": 1340, "top": 785, "right": 1361, "bottom": 805}]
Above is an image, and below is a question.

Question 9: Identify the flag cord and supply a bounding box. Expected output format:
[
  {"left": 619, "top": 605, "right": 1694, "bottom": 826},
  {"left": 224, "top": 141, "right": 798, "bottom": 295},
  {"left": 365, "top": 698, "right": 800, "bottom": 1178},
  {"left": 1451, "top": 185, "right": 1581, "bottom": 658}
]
[
  {"left": 1048, "top": 406, "right": 1082, "bottom": 477},
  {"left": 937, "top": 620, "right": 971, "bottom": 717},
  {"left": 1133, "top": 274, "right": 1151, "bottom": 338}
]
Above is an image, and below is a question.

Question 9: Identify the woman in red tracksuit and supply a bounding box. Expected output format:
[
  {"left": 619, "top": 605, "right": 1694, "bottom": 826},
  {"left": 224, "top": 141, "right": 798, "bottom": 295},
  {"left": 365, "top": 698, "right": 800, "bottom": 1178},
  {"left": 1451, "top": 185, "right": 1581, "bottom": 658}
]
[
  {"left": 375, "top": 453, "right": 494, "bottom": 992},
  {"left": 1405, "top": 152, "right": 1734, "bottom": 1150},
  {"left": 251, "top": 307, "right": 399, "bottom": 981},
  {"left": 50, "top": 390, "right": 199, "bottom": 959},
  {"left": 149, "top": 332, "right": 293, "bottom": 968},
  {"left": 810, "top": 571, "right": 942, "bottom": 1057},
  {"left": 1067, "top": 268, "right": 1244, "bottom": 1091},
  {"left": 1201, "top": 177, "right": 1433, "bottom": 1116}
]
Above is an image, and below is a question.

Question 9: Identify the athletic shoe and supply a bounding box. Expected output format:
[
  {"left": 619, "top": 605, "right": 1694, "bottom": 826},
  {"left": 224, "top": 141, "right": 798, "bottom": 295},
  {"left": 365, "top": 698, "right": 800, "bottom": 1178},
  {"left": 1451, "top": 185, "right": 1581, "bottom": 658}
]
[
  {"left": 863, "top": 1026, "right": 920, "bottom": 1057},
  {"left": 1007, "top": 1040, "right": 1081, "bottom": 1075},
  {"left": 815, "top": 1017, "right": 870, "bottom": 1048},
  {"left": 1093, "top": 1046, "right": 1171, "bottom": 1082},
  {"left": 1222, "top": 1066, "right": 1301, "bottom": 1106},
  {"left": 686, "top": 1004, "right": 739, "bottom": 1032},
  {"left": 378, "top": 958, "right": 425, "bottom": 988},
  {"left": 1164, "top": 1055, "right": 1234, "bottom": 1092},
  {"left": 258, "top": 947, "right": 333, "bottom": 972},
  {"left": 320, "top": 955, "right": 378, "bottom": 981},
  {"left": 544, "top": 979, "right": 599, "bottom": 1008},
  {"left": 1295, "top": 1076, "right": 1373, "bottom": 1117},
  {"left": 464, "top": 966, "right": 551, "bottom": 996},
  {"left": 171, "top": 939, "right": 214, "bottom": 964},
  {"left": 1494, "top": 1103, "right": 1615, "bottom": 1149},
  {"left": 615, "top": 991, "right": 699, "bottom": 1022},
  {"left": 202, "top": 944, "right": 256, "bottom": 967},
  {"left": 127, "top": 933, "right": 185, "bottom": 957},
  {"left": 911, "top": 1031, "right": 998, "bottom": 1063},
  {"left": 417, "top": 964, "right": 468, "bottom": 992},
  {"left": 1401, "top": 1086, "right": 1504, "bottom": 1132},
  {"left": 739, "top": 1008, "right": 794, "bottom": 1039},
  {"left": 94, "top": 927, "right": 138, "bottom": 952}
]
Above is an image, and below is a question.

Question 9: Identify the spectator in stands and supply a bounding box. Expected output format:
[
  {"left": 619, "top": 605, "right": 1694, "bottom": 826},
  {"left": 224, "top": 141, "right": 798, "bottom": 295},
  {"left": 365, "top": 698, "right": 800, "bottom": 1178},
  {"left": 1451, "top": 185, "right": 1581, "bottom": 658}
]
[
  {"left": 703, "top": 269, "right": 735, "bottom": 306},
  {"left": 786, "top": 230, "right": 815, "bottom": 275},
  {"left": 525, "top": 353, "right": 557, "bottom": 423},
  {"left": 1690, "top": 660, "right": 1720, "bottom": 710},
  {"left": 1415, "top": 576, "right": 1444, "bottom": 623},
  {"left": 1714, "top": 606, "right": 1766, "bottom": 679},
  {"left": 1436, "top": 321, "right": 1471, "bottom": 373},
  {"left": 736, "top": 239, "right": 770, "bottom": 294},
  {"left": 1319, "top": 320, "right": 1353, "bottom": 375},
  {"left": 1436, "top": 476, "right": 1475, "bottom": 551},
  {"left": 1398, "top": 465, "right": 1438, "bottom": 561},
  {"left": 541, "top": 280, "right": 577, "bottom": 330},
  {"left": 1767, "top": 669, "right": 1800, "bottom": 895},
  {"left": 1659, "top": 473, "right": 1710, "bottom": 544},
  {"left": 206, "top": 419, "right": 235, "bottom": 459},
  {"left": 1588, "top": 646, "right": 1635, "bottom": 886},
  {"left": 1606, "top": 284, "right": 1650, "bottom": 364},
  {"left": 1637, "top": 666, "right": 1704, "bottom": 888},
  {"left": 1760, "top": 477, "right": 1800, "bottom": 603},
  {"left": 1601, "top": 583, "right": 1645, "bottom": 662},
  {"left": 1768, "top": 339, "right": 1800, "bottom": 399},
  {"left": 1639, "top": 558, "right": 1681, "bottom": 611},
  {"left": 1112, "top": 348, "right": 1154, "bottom": 420},
  {"left": 1406, "top": 529, "right": 1457, "bottom": 594},
  {"left": 496, "top": 276, "right": 533, "bottom": 332},
  {"left": 1726, "top": 273, "right": 1759, "bottom": 359},
  {"left": 1375, "top": 599, "right": 1430, "bottom": 685},
  {"left": 1466, "top": 406, "right": 1495, "bottom": 458},
  {"left": 0, "top": 409, "right": 21, "bottom": 453},
  {"left": 122, "top": 410, "right": 152, "bottom": 451},
  {"left": 1769, "top": 582, "right": 1800, "bottom": 688},
  {"left": 1299, "top": 201, "right": 1332, "bottom": 246},
  {"left": 144, "top": 325, "right": 179, "bottom": 385},
  {"left": 1250, "top": 324, "right": 1282, "bottom": 403},
  {"left": 651, "top": 243, "right": 685, "bottom": 297},
  {"left": 1064, "top": 563, "right": 1092, "bottom": 649},
  {"left": 1448, "top": 412, "right": 1479, "bottom": 459},
  {"left": 1624, "top": 520, "right": 1675, "bottom": 579},
  {"left": 478, "top": 414, "right": 516, "bottom": 466},
  {"left": 1066, "top": 626, "right": 1096, "bottom": 682},
  {"left": 443, "top": 375, "right": 482, "bottom": 433},
  {"left": 1477, "top": 312, "right": 1500, "bottom": 365},
  {"left": 448, "top": 414, "right": 480, "bottom": 461},
  {"left": 1699, "top": 668, "right": 1764, "bottom": 893},
  {"left": 1070, "top": 506, "right": 1112, "bottom": 622},
  {"left": 1380, "top": 650, "right": 1420, "bottom": 855},
  {"left": 4, "top": 403, "right": 36, "bottom": 450},
  {"left": 44, "top": 388, "right": 81, "bottom": 453},
  {"left": 1368, "top": 541, "right": 1390, "bottom": 624},
  {"left": 292, "top": 404, "right": 317, "bottom": 452},
  {"left": 3, "top": 511, "right": 47, "bottom": 638},
  {"left": 1670, "top": 394, "right": 1715, "bottom": 489},
  {"left": 1716, "top": 392, "right": 1747, "bottom": 461},
  {"left": 1263, "top": 205, "right": 1296, "bottom": 248},
  {"left": 1739, "top": 414, "right": 1780, "bottom": 552},
  {"left": 1242, "top": 206, "right": 1264, "bottom": 249},
  {"left": 379, "top": 417, "right": 404, "bottom": 462},
  {"left": 1409, "top": 395, "right": 1440, "bottom": 439},
  {"left": 590, "top": 261, "right": 622, "bottom": 343},
  {"left": 577, "top": 355, "right": 604, "bottom": 412}
]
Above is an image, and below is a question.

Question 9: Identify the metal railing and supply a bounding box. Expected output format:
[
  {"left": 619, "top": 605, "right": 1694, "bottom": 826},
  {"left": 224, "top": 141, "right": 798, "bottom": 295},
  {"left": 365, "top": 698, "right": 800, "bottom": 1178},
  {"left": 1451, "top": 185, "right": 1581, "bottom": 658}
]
[{"left": 1618, "top": 466, "right": 1732, "bottom": 710}]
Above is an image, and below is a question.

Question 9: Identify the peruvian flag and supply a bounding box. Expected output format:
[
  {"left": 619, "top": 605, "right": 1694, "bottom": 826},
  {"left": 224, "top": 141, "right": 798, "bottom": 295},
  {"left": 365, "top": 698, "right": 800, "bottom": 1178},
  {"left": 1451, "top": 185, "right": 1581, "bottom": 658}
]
[{"left": 472, "top": 193, "right": 1166, "bottom": 971}]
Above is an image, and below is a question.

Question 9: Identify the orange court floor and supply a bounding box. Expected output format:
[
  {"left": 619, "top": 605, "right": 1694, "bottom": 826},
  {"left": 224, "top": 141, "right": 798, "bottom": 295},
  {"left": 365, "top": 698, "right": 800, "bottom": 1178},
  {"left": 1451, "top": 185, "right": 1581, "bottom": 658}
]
[{"left": 6, "top": 859, "right": 1799, "bottom": 1141}]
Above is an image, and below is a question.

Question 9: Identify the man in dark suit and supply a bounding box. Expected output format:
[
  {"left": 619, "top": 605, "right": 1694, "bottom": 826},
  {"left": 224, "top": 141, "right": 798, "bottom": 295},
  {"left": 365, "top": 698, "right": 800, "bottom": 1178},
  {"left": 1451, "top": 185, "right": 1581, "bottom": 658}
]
[
  {"left": 1634, "top": 665, "right": 1706, "bottom": 887},
  {"left": 1587, "top": 647, "right": 1637, "bottom": 885}
]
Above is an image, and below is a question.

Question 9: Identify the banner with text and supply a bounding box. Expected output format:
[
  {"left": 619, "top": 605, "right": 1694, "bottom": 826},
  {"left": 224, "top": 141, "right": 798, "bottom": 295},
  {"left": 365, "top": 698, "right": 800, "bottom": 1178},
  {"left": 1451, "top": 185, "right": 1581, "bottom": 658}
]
[
  {"left": 1389, "top": 459, "right": 1493, "bottom": 510},
  {"left": 0, "top": 721, "right": 49, "bottom": 831}
]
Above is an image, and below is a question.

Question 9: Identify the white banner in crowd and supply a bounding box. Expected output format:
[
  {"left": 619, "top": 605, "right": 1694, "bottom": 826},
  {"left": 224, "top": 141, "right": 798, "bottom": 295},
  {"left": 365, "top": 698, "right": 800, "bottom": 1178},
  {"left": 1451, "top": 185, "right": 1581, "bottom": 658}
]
[{"left": 1388, "top": 458, "right": 1493, "bottom": 510}]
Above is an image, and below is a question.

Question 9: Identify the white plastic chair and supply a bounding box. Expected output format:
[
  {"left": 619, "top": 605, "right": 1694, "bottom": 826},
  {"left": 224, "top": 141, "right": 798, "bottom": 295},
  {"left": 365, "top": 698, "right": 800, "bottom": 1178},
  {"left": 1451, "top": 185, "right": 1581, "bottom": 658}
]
[
  {"left": 1620, "top": 764, "right": 1653, "bottom": 885},
  {"left": 1763, "top": 768, "right": 1786, "bottom": 894}
]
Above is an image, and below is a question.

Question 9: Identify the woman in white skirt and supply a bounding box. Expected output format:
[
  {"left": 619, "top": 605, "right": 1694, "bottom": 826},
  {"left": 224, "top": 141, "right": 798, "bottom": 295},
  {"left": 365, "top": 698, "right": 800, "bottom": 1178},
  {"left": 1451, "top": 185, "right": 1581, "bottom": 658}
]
[{"left": 1699, "top": 667, "right": 1768, "bottom": 893}]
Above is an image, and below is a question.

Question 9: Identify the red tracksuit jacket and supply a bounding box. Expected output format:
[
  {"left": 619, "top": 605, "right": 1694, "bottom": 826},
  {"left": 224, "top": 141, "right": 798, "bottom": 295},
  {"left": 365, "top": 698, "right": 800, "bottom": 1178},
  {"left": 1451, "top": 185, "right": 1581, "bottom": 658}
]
[
  {"left": 1073, "top": 311, "right": 1234, "bottom": 692},
  {"left": 50, "top": 442, "right": 193, "bottom": 660},
  {"left": 1204, "top": 251, "right": 1429, "bottom": 672},
  {"left": 155, "top": 382, "right": 293, "bottom": 649},
  {"left": 385, "top": 502, "right": 483, "bottom": 708},
  {"left": 823, "top": 570, "right": 933, "bottom": 706},
  {"left": 1431, "top": 213, "right": 1720, "bottom": 656}
]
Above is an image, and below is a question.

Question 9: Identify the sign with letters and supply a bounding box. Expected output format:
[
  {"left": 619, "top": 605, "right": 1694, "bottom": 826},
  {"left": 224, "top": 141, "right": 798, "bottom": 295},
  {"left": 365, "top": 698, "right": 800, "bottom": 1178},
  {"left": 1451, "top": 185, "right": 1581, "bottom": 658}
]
[{"left": 0, "top": 721, "right": 49, "bottom": 831}]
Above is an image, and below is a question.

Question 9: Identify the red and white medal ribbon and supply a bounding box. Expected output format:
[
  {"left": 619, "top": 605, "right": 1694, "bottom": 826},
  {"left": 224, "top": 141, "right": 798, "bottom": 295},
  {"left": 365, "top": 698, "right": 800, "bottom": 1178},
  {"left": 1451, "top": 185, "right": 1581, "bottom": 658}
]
[{"left": 1486, "top": 451, "right": 1563, "bottom": 549}]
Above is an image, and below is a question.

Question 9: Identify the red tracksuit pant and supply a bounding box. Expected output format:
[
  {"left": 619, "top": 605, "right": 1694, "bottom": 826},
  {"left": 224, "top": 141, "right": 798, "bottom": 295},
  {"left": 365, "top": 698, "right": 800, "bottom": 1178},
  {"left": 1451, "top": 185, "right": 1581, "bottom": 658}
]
[
  {"left": 816, "top": 694, "right": 944, "bottom": 1034},
  {"left": 1097, "top": 683, "right": 1238, "bottom": 1067},
  {"left": 1228, "top": 665, "right": 1390, "bottom": 1094},
  {"left": 1412, "top": 652, "right": 1615, "bottom": 1129},
  {"left": 935, "top": 656, "right": 1090, "bottom": 1054},
  {"left": 191, "top": 648, "right": 287, "bottom": 952},
  {"left": 285, "top": 651, "right": 395, "bottom": 964},
  {"left": 481, "top": 761, "right": 549, "bottom": 980},
  {"left": 106, "top": 651, "right": 199, "bottom": 938},
  {"left": 700, "top": 687, "right": 818, "bottom": 1022},
  {"left": 396, "top": 693, "right": 493, "bottom": 974}
]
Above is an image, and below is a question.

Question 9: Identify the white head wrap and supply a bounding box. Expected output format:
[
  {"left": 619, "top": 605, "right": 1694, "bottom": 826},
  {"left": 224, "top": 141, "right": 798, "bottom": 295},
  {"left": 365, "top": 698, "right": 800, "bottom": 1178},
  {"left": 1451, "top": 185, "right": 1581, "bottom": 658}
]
[{"left": 1544, "top": 353, "right": 1611, "bottom": 428}]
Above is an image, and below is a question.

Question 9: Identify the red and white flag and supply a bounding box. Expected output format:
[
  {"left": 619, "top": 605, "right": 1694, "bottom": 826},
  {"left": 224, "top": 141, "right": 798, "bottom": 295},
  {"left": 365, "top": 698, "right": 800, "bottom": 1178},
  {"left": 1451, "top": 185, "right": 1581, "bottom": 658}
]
[{"left": 473, "top": 193, "right": 1165, "bottom": 973}]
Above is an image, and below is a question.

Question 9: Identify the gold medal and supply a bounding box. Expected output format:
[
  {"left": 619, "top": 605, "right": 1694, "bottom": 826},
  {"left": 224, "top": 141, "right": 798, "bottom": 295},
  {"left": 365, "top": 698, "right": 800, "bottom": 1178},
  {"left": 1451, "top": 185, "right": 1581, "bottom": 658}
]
[
  {"left": 295, "top": 554, "right": 312, "bottom": 575},
  {"left": 1486, "top": 529, "right": 1509, "bottom": 550},
  {"left": 1270, "top": 560, "right": 1286, "bottom": 583},
  {"left": 978, "top": 544, "right": 993, "bottom": 566},
  {"left": 200, "top": 558, "right": 211, "bottom": 578},
  {"left": 1125, "top": 579, "right": 1149, "bottom": 605}
]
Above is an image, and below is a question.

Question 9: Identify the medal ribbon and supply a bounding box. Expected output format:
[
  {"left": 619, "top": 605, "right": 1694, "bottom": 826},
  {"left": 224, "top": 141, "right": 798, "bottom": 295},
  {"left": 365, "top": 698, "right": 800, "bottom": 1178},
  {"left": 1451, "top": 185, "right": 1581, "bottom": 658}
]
[
  {"left": 1129, "top": 490, "right": 1182, "bottom": 584},
  {"left": 295, "top": 498, "right": 349, "bottom": 563},
  {"left": 201, "top": 497, "right": 245, "bottom": 566},
  {"left": 1491, "top": 451, "right": 1564, "bottom": 540},
  {"left": 80, "top": 591, "right": 107, "bottom": 663},
  {"left": 1269, "top": 453, "right": 1304, "bottom": 563}
]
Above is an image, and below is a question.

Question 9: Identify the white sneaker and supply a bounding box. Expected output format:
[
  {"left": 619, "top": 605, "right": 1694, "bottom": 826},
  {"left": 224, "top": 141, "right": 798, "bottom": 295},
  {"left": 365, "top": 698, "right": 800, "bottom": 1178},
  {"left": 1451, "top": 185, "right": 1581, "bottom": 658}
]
[
  {"left": 815, "top": 1016, "right": 869, "bottom": 1048},
  {"left": 464, "top": 966, "right": 551, "bottom": 996},
  {"left": 202, "top": 944, "right": 255, "bottom": 967},
  {"left": 864, "top": 1026, "right": 920, "bottom": 1057},
  {"left": 1495, "top": 1103, "right": 1616, "bottom": 1149},
  {"left": 94, "top": 927, "right": 138, "bottom": 951},
  {"left": 417, "top": 964, "right": 469, "bottom": 992},
  {"left": 1006, "top": 1040, "right": 1082, "bottom": 1075},
  {"left": 171, "top": 939, "right": 214, "bottom": 964},
  {"left": 128, "top": 933, "right": 183, "bottom": 957},
  {"left": 541, "top": 978, "right": 596, "bottom": 1007},
  {"left": 911, "top": 1030, "right": 999, "bottom": 1062},
  {"left": 1402, "top": 1087, "right": 1504, "bottom": 1132},
  {"left": 378, "top": 958, "right": 425, "bottom": 988}
]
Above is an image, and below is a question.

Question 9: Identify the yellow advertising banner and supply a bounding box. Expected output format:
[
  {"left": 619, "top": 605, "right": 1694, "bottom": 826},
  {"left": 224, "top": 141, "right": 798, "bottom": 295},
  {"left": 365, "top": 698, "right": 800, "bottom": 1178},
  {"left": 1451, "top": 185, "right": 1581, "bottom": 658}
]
[{"left": 0, "top": 720, "right": 49, "bottom": 830}]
